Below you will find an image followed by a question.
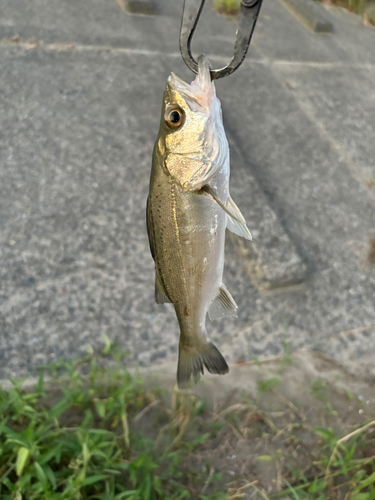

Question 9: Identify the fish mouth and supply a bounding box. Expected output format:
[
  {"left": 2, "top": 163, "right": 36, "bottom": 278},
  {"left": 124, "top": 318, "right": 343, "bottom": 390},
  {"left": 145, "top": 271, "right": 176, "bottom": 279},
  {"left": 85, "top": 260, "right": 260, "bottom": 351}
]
[
  {"left": 167, "top": 73, "right": 201, "bottom": 104},
  {"left": 167, "top": 54, "right": 214, "bottom": 109}
]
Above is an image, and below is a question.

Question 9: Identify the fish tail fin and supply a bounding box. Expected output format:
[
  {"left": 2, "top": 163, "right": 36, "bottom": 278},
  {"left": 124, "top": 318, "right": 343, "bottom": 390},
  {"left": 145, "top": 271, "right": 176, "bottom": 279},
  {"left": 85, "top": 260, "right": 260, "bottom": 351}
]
[{"left": 177, "top": 341, "right": 229, "bottom": 389}]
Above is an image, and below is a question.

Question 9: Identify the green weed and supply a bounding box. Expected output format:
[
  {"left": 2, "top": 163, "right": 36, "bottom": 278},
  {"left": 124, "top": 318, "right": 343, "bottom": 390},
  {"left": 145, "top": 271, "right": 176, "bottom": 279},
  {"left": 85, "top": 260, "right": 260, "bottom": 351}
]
[
  {"left": 1, "top": 343, "right": 375, "bottom": 499},
  {"left": 0, "top": 345, "right": 221, "bottom": 499},
  {"left": 364, "top": 6, "right": 375, "bottom": 26},
  {"left": 315, "top": 0, "right": 368, "bottom": 16},
  {"left": 257, "top": 376, "right": 282, "bottom": 394},
  {"left": 213, "top": 0, "right": 240, "bottom": 17}
]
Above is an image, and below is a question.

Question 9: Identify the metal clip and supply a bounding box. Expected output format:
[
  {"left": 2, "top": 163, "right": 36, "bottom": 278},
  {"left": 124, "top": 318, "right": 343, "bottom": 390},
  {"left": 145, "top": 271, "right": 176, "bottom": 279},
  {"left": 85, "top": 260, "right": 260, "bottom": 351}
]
[{"left": 180, "top": 0, "right": 264, "bottom": 80}]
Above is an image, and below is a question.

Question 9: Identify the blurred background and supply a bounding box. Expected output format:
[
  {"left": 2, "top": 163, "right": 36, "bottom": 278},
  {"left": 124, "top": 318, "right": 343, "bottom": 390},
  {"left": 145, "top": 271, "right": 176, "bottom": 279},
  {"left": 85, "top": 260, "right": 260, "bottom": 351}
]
[{"left": 1, "top": 0, "right": 374, "bottom": 379}]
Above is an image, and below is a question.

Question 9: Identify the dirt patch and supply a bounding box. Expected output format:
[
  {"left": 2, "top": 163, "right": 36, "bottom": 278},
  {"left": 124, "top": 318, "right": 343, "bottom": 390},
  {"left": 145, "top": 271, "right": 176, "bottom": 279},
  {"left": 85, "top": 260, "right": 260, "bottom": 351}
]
[{"left": 142, "top": 350, "right": 375, "bottom": 498}]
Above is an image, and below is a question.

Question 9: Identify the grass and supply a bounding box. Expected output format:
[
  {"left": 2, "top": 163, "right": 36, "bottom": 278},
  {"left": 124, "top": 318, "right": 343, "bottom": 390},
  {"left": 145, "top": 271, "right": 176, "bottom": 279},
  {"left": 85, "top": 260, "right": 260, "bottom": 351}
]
[
  {"left": 314, "top": 0, "right": 375, "bottom": 25},
  {"left": 330, "top": 0, "right": 366, "bottom": 15},
  {"left": 1, "top": 338, "right": 375, "bottom": 499},
  {"left": 213, "top": 0, "right": 375, "bottom": 26},
  {"left": 363, "top": 4, "right": 375, "bottom": 25},
  {"left": 213, "top": 0, "right": 241, "bottom": 18}
]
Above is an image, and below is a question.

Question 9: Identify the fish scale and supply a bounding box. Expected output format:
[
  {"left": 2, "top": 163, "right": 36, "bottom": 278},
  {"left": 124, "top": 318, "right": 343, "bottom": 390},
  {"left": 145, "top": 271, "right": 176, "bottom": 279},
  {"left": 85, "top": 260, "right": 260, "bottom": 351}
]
[{"left": 147, "top": 55, "right": 252, "bottom": 387}]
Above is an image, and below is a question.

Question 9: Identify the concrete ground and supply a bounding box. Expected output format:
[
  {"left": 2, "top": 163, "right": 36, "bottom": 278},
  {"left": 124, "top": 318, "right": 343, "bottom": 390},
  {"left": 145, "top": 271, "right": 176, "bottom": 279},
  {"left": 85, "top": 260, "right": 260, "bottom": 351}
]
[{"left": 0, "top": 0, "right": 374, "bottom": 380}]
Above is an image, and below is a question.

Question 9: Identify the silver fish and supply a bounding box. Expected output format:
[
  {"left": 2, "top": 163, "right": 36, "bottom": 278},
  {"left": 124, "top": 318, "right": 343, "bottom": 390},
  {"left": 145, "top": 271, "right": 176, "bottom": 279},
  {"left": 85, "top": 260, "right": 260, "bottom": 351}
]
[{"left": 147, "top": 55, "right": 252, "bottom": 388}]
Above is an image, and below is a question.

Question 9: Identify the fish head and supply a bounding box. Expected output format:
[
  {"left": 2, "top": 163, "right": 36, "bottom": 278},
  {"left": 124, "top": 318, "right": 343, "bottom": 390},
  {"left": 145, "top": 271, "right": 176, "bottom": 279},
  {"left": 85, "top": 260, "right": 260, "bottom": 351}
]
[{"left": 157, "top": 55, "right": 228, "bottom": 191}]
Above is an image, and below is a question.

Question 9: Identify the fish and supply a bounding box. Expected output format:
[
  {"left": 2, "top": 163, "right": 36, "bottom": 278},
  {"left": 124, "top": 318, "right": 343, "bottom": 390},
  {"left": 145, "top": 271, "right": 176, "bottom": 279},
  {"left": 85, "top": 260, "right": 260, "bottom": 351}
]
[{"left": 146, "top": 54, "right": 252, "bottom": 388}]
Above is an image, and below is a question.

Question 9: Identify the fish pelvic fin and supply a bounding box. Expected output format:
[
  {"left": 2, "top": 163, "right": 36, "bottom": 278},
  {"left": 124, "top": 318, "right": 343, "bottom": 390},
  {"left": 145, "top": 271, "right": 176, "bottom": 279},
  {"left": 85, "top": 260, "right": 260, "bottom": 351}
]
[
  {"left": 177, "top": 341, "right": 229, "bottom": 389},
  {"left": 155, "top": 271, "right": 171, "bottom": 304}
]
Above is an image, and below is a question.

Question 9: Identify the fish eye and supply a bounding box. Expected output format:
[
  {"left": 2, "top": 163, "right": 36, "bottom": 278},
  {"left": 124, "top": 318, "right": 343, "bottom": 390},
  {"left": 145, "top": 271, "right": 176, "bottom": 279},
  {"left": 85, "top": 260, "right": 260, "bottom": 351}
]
[{"left": 165, "top": 107, "right": 185, "bottom": 129}]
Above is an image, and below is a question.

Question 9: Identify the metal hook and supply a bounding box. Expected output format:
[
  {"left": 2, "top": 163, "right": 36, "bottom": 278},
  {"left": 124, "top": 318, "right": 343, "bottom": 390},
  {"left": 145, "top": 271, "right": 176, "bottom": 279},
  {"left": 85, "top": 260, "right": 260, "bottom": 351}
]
[{"left": 180, "top": 0, "right": 264, "bottom": 80}]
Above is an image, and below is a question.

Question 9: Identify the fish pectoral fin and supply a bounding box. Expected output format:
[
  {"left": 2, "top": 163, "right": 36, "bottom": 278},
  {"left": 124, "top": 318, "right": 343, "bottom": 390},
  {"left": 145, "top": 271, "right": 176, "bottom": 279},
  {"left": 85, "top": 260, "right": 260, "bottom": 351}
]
[
  {"left": 208, "top": 284, "right": 238, "bottom": 320},
  {"left": 225, "top": 196, "right": 252, "bottom": 240},
  {"left": 201, "top": 186, "right": 252, "bottom": 240},
  {"left": 155, "top": 272, "right": 171, "bottom": 304}
]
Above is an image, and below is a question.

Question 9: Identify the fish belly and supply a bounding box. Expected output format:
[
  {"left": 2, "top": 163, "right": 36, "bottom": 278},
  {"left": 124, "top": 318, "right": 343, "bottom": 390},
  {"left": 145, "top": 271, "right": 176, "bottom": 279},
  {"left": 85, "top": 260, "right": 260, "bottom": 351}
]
[{"left": 149, "top": 168, "right": 226, "bottom": 344}]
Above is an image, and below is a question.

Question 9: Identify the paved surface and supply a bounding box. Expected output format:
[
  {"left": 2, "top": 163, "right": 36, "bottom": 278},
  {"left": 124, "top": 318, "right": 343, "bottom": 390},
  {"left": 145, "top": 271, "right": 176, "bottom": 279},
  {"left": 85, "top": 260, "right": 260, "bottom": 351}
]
[
  {"left": 0, "top": 0, "right": 374, "bottom": 380},
  {"left": 278, "top": 0, "right": 334, "bottom": 33}
]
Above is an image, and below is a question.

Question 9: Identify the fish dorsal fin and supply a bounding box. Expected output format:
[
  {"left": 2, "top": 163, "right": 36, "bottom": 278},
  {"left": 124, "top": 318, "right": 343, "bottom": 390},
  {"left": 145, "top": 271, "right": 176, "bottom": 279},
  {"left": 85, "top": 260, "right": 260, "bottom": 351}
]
[
  {"left": 225, "top": 196, "right": 252, "bottom": 241},
  {"left": 208, "top": 284, "right": 238, "bottom": 320},
  {"left": 155, "top": 272, "right": 171, "bottom": 304},
  {"left": 201, "top": 186, "right": 252, "bottom": 241}
]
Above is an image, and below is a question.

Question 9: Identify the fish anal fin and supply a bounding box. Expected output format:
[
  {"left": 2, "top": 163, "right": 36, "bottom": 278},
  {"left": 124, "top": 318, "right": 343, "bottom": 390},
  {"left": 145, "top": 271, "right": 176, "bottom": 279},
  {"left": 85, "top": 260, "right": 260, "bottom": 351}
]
[
  {"left": 226, "top": 196, "right": 252, "bottom": 241},
  {"left": 208, "top": 285, "right": 238, "bottom": 320},
  {"left": 155, "top": 272, "right": 171, "bottom": 304}
]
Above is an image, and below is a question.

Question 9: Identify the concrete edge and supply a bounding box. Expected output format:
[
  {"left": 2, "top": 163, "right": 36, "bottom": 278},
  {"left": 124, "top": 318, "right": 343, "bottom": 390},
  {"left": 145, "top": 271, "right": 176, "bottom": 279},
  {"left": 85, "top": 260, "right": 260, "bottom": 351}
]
[
  {"left": 277, "top": 0, "right": 334, "bottom": 33},
  {"left": 116, "top": 0, "right": 156, "bottom": 16},
  {"left": 1, "top": 349, "right": 372, "bottom": 398},
  {"left": 226, "top": 131, "right": 308, "bottom": 293},
  {"left": 230, "top": 233, "right": 308, "bottom": 292}
]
